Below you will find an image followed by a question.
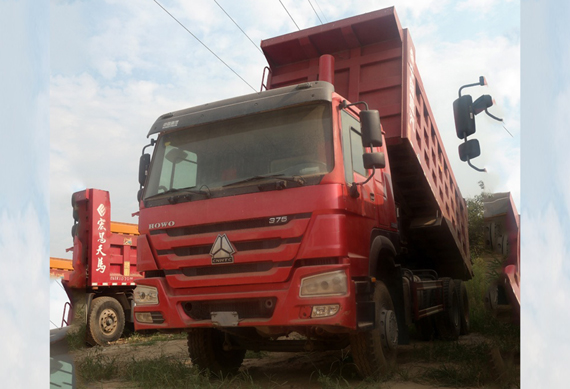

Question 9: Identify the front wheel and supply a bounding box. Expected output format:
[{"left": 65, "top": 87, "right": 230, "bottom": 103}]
[
  {"left": 187, "top": 328, "right": 245, "bottom": 376},
  {"left": 350, "top": 281, "right": 398, "bottom": 378},
  {"left": 86, "top": 296, "right": 125, "bottom": 346}
]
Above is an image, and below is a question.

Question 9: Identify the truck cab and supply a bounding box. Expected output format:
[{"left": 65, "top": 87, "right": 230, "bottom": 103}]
[{"left": 135, "top": 80, "right": 397, "bottom": 331}]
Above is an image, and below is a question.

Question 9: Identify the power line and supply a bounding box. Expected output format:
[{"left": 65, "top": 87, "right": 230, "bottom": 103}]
[
  {"left": 152, "top": 0, "right": 256, "bottom": 92},
  {"left": 213, "top": 0, "right": 262, "bottom": 54},
  {"left": 307, "top": 0, "right": 323, "bottom": 25},
  {"left": 278, "top": 0, "right": 300, "bottom": 31},
  {"left": 313, "top": 0, "right": 328, "bottom": 23},
  {"left": 50, "top": 320, "right": 59, "bottom": 328}
]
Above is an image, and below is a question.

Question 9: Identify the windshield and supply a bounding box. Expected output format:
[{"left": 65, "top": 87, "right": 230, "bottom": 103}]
[{"left": 144, "top": 103, "right": 333, "bottom": 199}]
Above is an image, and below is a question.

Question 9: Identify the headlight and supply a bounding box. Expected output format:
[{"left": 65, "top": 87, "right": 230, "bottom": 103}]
[
  {"left": 133, "top": 285, "right": 159, "bottom": 305},
  {"left": 300, "top": 270, "right": 348, "bottom": 297}
]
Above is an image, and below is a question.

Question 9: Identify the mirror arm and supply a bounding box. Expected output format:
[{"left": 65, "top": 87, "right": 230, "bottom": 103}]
[
  {"left": 340, "top": 100, "right": 369, "bottom": 111},
  {"left": 142, "top": 138, "right": 156, "bottom": 155},
  {"left": 458, "top": 76, "right": 486, "bottom": 97},
  {"left": 484, "top": 108, "right": 503, "bottom": 122},
  {"left": 349, "top": 166, "right": 376, "bottom": 198},
  {"left": 467, "top": 159, "right": 486, "bottom": 173},
  {"left": 461, "top": 135, "right": 486, "bottom": 172}
]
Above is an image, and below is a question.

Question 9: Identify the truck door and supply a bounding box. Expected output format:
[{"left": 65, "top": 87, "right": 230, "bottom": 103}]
[{"left": 340, "top": 109, "right": 378, "bottom": 232}]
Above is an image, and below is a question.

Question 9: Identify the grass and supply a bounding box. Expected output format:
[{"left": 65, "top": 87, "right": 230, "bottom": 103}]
[
  {"left": 122, "top": 330, "right": 187, "bottom": 346},
  {"left": 76, "top": 349, "right": 119, "bottom": 383},
  {"left": 76, "top": 352, "right": 280, "bottom": 389},
  {"left": 244, "top": 350, "right": 268, "bottom": 359},
  {"left": 65, "top": 322, "right": 88, "bottom": 351},
  {"left": 72, "top": 249, "right": 519, "bottom": 388}
]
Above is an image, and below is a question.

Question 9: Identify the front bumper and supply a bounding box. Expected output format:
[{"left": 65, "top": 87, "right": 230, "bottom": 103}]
[{"left": 134, "top": 264, "right": 357, "bottom": 331}]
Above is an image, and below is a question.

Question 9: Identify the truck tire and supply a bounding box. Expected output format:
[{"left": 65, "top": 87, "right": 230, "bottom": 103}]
[
  {"left": 454, "top": 279, "right": 470, "bottom": 335},
  {"left": 349, "top": 281, "right": 397, "bottom": 378},
  {"left": 86, "top": 296, "right": 125, "bottom": 346},
  {"left": 187, "top": 328, "right": 245, "bottom": 376},
  {"left": 435, "top": 278, "right": 460, "bottom": 340}
]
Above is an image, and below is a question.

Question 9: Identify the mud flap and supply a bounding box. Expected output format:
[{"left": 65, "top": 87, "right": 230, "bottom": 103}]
[{"left": 355, "top": 279, "right": 375, "bottom": 331}]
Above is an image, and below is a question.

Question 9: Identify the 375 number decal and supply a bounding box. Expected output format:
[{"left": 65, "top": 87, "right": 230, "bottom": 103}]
[{"left": 269, "top": 216, "right": 288, "bottom": 224}]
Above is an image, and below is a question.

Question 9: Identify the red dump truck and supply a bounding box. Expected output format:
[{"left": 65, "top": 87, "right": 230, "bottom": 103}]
[
  {"left": 51, "top": 188, "right": 142, "bottom": 346},
  {"left": 133, "top": 7, "right": 472, "bottom": 377}
]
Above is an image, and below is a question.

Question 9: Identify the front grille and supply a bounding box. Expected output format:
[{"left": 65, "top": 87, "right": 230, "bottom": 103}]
[
  {"left": 183, "top": 298, "right": 277, "bottom": 321},
  {"left": 157, "top": 236, "right": 302, "bottom": 257},
  {"left": 164, "top": 260, "right": 293, "bottom": 277},
  {"left": 151, "top": 312, "right": 164, "bottom": 324},
  {"left": 296, "top": 257, "right": 340, "bottom": 267}
]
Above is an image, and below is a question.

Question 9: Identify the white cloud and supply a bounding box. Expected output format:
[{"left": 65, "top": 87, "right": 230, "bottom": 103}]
[
  {"left": 553, "top": 87, "right": 570, "bottom": 215},
  {"left": 457, "top": 0, "right": 515, "bottom": 14},
  {"left": 0, "top": 204, "right": 49, "bottom": 388},
  {"left": 1, "top": 1, "right": 49, "bottom": 386},
  {"left": 521, "top": 203, "right": 570, "bottom": 386}
]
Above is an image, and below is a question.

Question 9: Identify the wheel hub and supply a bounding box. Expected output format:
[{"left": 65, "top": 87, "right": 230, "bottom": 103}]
[
  {"left": 380, "top": 309, "right": 398, "bottom": 350},
  {"left": 100, "top": 308, "right": 118, "bottom": 334}
]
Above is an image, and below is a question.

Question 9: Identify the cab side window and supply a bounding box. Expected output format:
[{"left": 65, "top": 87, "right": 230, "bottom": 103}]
[{"left": 340, "top": 110, "right": 366, "bottom": 182}]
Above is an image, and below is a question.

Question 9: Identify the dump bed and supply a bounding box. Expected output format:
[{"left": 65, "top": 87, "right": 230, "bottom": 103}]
[
  {"left": 261, "top": 7, "right": 471, "bottom": 278},
  {"left": 65, "top": 189, "right": 142, "bottom": 289}
]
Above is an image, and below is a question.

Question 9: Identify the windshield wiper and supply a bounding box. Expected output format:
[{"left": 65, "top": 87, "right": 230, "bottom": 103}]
[
  {"left": 145, "top": 186, "right": 211, "bottom": 202},
  {"left": 222, "top": 174, "right": 305, "bottom": 188}
]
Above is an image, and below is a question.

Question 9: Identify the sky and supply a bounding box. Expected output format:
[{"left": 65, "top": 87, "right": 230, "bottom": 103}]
[
  {"left": 48, "top": 0, "right": 521, "bottom": 334},
  {"left": 520, "top": 0, "right": 570, "bottom": 387},
  {"left": 0, "top": 0, "right": 49, "bottom": 387}
]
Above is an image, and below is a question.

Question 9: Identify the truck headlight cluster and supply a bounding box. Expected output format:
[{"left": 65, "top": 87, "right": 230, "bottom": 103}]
[
  {"left": 300, "top": 270, "right": 347, "bottom": 297},
  {"left": 133, "top": 285, "right": 159, "bottom": 305}
]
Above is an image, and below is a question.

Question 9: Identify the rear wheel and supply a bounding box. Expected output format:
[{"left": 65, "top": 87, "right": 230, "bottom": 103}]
[
  {"left": 350, "top": 281, "right": 398, "bottom": 378},
  {"left": 435, "top": 278, "right": 460, "bottom": 340},
  {"left": 187, "top": 328, "right": 245, "bottom": 376},
  {"left": 86, "top": 297, "right": 125, "bottom": 346},
  {"left": 454, "top": 279, "right": 470, "bottom": 335}
]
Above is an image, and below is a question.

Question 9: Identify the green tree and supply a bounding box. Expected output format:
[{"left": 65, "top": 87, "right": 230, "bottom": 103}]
[{"left": 465, "top": 191, "right": 491, "bottom": 257}]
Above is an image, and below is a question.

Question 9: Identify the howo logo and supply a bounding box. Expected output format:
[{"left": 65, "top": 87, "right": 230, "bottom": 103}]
[
  {"left": 210, "top": 234, "right": 236, "bottom": 265},
  {"left": 148, "top": 221, "right": 175, "bottom": 229}
]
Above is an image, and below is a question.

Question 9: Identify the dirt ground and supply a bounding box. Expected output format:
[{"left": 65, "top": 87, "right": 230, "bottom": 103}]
[{"left": 71, "top": 331, "right": 516, "bottom": 389}]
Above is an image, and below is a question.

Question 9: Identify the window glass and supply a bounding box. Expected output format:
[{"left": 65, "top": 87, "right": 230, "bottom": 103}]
[
  {"left": 350, "top": 127, "right": 366, "bottom": 176},
  {"left": 340, "top": 110, "right": 366, "bottom": 182},
  {"left": 145, "top": 103, "right": 333, "bottom": 198}
]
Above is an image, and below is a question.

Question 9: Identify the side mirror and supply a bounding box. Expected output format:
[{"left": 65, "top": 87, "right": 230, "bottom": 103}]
[
  {"left": 139, "top": 153, "right": 151, "bottom": 186},
  {"left": 360, "top": 110, "right": 382, "bottom": 147},
  {"left": 453, "top": 95, "right": 475, "bottom": 139},
  {"left": 472, "top": 94, "right": 493, "bottom": 115},
  {"left": 363, "top": 152, "right": 385, "bottom": 170},
  {"left": 458, "top": 139, "right": 481, "bottom": 161}
]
